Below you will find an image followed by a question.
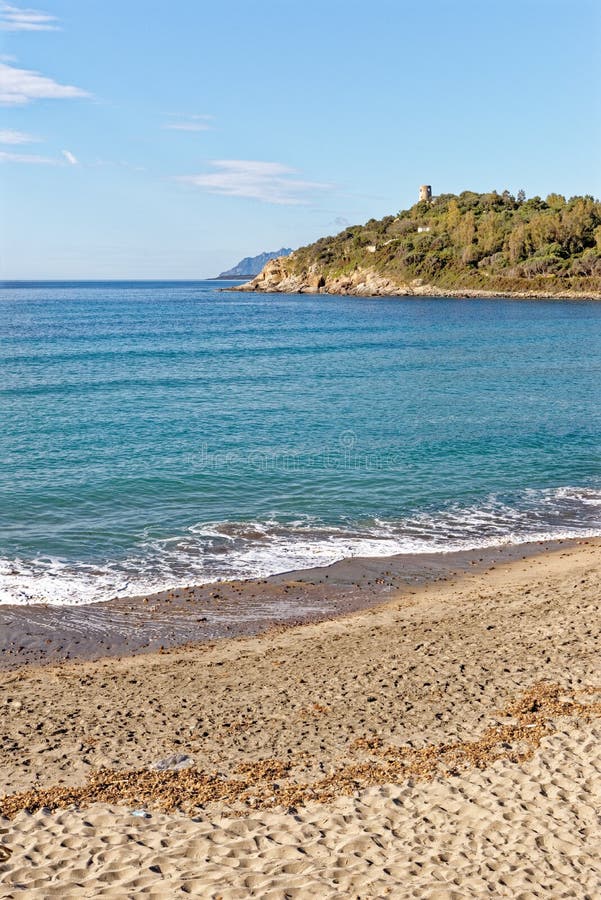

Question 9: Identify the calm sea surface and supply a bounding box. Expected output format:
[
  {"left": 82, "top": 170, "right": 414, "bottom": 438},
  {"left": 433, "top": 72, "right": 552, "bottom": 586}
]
[{"left": 0, "top": 280, "right": 600, "bottom": 605}]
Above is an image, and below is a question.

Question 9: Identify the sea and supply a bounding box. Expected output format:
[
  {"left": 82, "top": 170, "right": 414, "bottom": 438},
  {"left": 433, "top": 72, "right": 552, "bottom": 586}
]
[{"left": 0, "top": 280, "right": 600, "bottom": 606}]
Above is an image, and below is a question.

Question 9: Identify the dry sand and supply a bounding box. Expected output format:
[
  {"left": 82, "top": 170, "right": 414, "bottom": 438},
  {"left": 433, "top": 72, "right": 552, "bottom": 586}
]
[
  {"left": 2, "top": 722, "right": 600, "bottom": 898},
  {"left": 1, "top": 539, "right": 600, "bottom": 897}
]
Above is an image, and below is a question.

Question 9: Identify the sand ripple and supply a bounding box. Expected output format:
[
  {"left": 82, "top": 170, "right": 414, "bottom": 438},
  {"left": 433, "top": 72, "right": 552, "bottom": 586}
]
[{"left": 1, "top": 723, "right": 600, "bottom": 898}]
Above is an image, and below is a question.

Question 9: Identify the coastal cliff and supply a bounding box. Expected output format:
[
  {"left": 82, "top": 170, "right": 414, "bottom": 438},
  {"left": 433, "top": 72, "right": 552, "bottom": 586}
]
[{"left": 238, "top": 191, "right": 601, "bottom": 299}]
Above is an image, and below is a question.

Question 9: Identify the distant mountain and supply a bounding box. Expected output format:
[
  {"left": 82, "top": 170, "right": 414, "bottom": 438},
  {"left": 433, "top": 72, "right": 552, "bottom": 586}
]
[{"left": 217, "top": 248, "right": 293, "bottom": 279}]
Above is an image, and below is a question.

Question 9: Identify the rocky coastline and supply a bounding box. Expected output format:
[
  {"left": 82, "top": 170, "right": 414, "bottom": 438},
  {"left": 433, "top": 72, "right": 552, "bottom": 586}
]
[{"left": 235, "top": 257, "right": 601, "bottom": 300}]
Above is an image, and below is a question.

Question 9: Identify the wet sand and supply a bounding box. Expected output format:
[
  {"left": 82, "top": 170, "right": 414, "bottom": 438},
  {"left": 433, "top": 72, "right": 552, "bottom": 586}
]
[
  {"left": 0, "top": 539, "right": 569, "bottom": 669},
  {"left": 1, "top": 538, "right": 600, "bottom": 896}
]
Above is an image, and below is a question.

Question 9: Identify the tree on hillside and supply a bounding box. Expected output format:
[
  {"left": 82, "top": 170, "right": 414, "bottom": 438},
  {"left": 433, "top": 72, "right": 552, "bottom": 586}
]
[{"left": 289, "top": 189, "right": 601, "bottom": 292}]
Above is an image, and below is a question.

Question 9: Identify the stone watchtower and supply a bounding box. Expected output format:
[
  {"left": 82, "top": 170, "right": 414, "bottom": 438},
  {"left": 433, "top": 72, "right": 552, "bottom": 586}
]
[{"left": 419, "top": 184, "right": 432, "bottom": 202}]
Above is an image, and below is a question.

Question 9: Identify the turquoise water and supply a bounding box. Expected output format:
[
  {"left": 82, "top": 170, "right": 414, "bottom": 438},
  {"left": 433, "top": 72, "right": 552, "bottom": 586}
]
[{"left": 0, "top": 280, "right": 600, "bottom": 604}]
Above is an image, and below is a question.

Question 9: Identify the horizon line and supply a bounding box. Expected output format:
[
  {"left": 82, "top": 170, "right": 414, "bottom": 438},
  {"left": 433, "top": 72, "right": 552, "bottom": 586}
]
[{"left": 0, "top": 277, "right": 249, "bottom": 283}]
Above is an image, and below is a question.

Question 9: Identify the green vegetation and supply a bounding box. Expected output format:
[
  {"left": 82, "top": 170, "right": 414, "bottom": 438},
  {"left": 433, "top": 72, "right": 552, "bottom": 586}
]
[{"left": 289, "top": 191, "right": 601, "bottom": 293}]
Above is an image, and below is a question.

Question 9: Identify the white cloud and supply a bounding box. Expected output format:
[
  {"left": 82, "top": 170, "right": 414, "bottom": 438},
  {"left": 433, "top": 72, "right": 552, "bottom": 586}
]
[
  {"left": 164, "top": 113, "right": 213, "bottom": 133},
  {"left": 0, "top": 146, "right": 79, "bottom": 165},
  {"left": 0, "top": 127, "right": 38, "bottom": 143},
  {"left": 166, "top": 113, "right": 213, "bottom": 121},
  {"left": 0, "top": 148, "right": 55, "bottom": 163},
  {"left": 178, "top": 159, "right": 332, "bottom": 205},
  {"left": 165, "top": 121, "right": 212, "bottom": 132},
  {"left": 0, "top": 2, "right": 59, "bottom": 31},
  {"left": 0, "top": 61, "right": 89, "bottom": 105}
]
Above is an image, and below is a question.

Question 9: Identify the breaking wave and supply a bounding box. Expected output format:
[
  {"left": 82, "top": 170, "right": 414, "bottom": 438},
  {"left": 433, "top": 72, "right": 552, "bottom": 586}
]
[{"left": 1, "top": 485, "right": 600, "bottom": 606}]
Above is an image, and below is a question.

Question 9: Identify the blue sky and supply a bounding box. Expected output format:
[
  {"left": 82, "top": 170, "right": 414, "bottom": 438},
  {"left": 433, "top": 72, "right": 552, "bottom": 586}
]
[{"left": 1, "top": 0, "right": 600, "bottom": 278}]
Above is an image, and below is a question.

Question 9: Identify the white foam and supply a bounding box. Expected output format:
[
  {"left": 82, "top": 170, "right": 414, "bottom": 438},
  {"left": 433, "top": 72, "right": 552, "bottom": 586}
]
[
  {"left": 1, "top": 485, "right": 600, "bottom": 606},
  {"left": 0, "top": 557, "right": 174, "bottom": 607}
]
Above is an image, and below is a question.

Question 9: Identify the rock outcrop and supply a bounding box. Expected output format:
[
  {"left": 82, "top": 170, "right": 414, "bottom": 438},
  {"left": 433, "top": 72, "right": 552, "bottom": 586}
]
[
  {"left": 237, "top": 256, "right": 601, "bottom": 300},
  {"left": 239, "top": 256, "right": 412, "bottom": 295}
]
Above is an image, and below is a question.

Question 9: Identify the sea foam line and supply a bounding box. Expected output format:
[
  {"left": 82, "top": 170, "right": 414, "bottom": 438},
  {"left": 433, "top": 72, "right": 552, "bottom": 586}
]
[{"left": 1, "top": 519, "right": 600, "bottom": 607}]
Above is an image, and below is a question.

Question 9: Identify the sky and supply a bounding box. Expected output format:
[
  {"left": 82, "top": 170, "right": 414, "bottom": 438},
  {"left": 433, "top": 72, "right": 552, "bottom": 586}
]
[{"left": 0, "top": 0, "right": 600, "bottom": 279}]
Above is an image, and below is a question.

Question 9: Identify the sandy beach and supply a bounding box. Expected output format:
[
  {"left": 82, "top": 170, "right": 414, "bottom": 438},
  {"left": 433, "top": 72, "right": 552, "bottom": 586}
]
[{"left": 1, "top": 539, "right": 600, "bottom": 897}]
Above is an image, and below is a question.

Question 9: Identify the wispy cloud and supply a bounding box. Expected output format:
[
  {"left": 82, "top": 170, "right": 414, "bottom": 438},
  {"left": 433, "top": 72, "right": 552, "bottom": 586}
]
[
  {"left": 0, "top": 2, "right": 59, "bottom": 31},
  {"left": 0, "top": 148, "right": 55, "bottom": 163},
  {"left": 0, "top": 61, "right": 89, "bottom": 105},
  {"left": 0, "top": 127, "right": 38, "bottom": 143},
  {"left": 178, "top": 159, "right": 332, "bottom": 205},
  {"left": 164, "top": 113, "right": 213, "bottom": 133},
  {"left": 0, "top": 146, "right": 81, "bottom": 165},
  {"left": 165, "top": 121, "right": 212, "bottom": 132}
]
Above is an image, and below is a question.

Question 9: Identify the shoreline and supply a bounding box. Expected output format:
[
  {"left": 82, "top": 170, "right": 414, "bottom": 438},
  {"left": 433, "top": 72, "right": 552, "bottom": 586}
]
[
  {"left": 0, "top": 536, "right": 580, "bottom": 670},
  {"left": 233, "top": 258, "right": 601, "bottom": 299},
  {"left": 234, "top": 280, "right": 601, "bottom": 301},
  {"left": 232, "top": 246, "right": 601, "bottom": 300}
]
